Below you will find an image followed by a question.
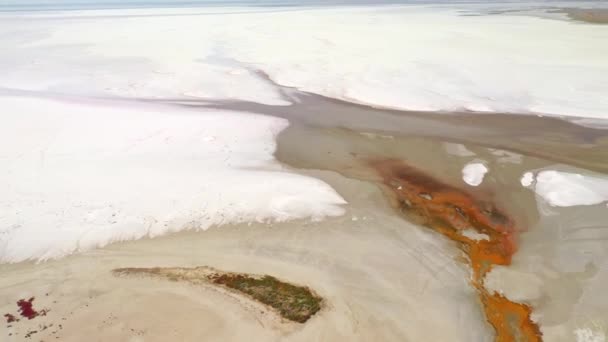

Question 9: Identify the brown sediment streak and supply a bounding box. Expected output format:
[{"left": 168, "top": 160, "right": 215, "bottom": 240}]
[{"left": 370, "top": 159, "right": 541, "bottom": 342}]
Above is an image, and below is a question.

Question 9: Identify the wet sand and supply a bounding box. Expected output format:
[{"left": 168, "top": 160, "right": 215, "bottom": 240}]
[
  {"left": 557, "top": 8, "right": 608, "bottom": 24},
  {"left": 2, "top": 86, "right": 608, "bottom": 341},
  {"left": 270, "top": 93, "right": 608, "bottom": 341},
  {"left": 178, "top": 82, "right": 608, "bottom": 174},
  {"left": 478, "top": 6, "right": 608, "bottom": 25}
]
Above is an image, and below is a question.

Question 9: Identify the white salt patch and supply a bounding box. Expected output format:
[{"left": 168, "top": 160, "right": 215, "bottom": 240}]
[
  {"left": 460, "top": 229, "right": 489, "bottom": 241},
  {"left": 462, "top": 162, "right": 488, "bottom": 186},
  {"left": 489, "top": 148, "right": 522, "bottom": 164},
  {"left": 1, "top": 6, "right": 608, "bottom": 122},
  {"left": 484, "top": 266, "right": 544, "bottom": 302},
  {"left": 572, "top": 118, "right": 608, "bottom": 130},
  {"left": 575, "top": 328, "right": 606, "bottom": 342},
  {"left": 0, "top": 96, "right": 346, "bottom": 263},
  {"left": 444, "top": 143, "right": 475, "bottom": 157},
  {"left": 521, "top": 172, "right": 535, "bottom": 187},
  {"left": 359, "top": 132, "right": 394, "bottom": 140},
  {"left": 232, "top": 7, "right": 608, "bottom": 121},
  {"left": 0, "top": 12, "right": 288, "bottom": 106},
  {"left": 532, "top": 170, "right": 608, "bottom": 207}
]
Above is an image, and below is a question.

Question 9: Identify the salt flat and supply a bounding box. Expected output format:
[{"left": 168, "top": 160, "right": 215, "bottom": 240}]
[
  {"left": 1, "top": 2, "right": 608, "bottom": 342},
  {"left": 0, "top": 96, "right": 345, "bottom": 262},
  {"left": 1, "top": 4, "right": 608, "bottom": 119}
]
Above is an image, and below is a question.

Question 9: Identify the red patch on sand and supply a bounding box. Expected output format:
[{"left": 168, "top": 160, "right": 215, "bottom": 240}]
[{"left": 17, "top": 297, "right": 47, "bottom": 320}]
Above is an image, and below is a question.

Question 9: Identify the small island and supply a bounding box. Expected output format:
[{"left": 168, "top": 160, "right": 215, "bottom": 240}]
[{"left": 112, "top": 267, "right": 323, "bottom": 323}]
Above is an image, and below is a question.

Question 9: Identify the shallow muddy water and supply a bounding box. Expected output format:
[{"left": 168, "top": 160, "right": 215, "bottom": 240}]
[{"left": 190, "top": 84, "right": 608, "bottom": 340}]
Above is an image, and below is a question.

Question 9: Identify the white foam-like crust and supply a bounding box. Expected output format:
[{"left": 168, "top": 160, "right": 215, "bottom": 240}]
[
  {"left": 489, "top": 148, "right": 522, "bottom": 164},
  {"left": 530, "top": 170, "right": 608, "bottom": 207},
  {"left": 521, "top": 171, "right": 535, "bottom": 187},
  {"left": 0, "top": 96, "right": 346, "bottom": 263},
  {"left": 1, "top": 5, "right": 608, "bottom": 121},
  {"left": 443, "top": 143, "right": 475, "bottom": 157},
  {"left": 575, "top": 328, "right": 606, "bottom": 342},
  {"left": 460, "top": 229, "right": 489, "bottom": 241},
  {"left": 462, "top": 162, "right": 488, "bottom": 186}
]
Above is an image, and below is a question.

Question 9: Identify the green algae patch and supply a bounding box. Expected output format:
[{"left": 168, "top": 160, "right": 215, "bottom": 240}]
[
  {"left": 112, "top": 266, "right": 322, "bottom": 323},
  {"left": 209, "top": 273, "right": 322, "bottom": 323}
]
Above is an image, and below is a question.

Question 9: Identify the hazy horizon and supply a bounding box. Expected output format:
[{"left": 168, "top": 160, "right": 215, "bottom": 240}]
[{"left": 2, "top": 0, "right": 607, "bottom": 11}]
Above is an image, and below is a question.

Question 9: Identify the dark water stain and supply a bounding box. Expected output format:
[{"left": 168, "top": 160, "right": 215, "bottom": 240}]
[{"left": 148, "top": 70, "right": 608, "bottom": 174}]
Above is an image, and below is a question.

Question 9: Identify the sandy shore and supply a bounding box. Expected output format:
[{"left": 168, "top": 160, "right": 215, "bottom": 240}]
[
  {"left": 0, "top": 168, "right": 491, "bottom": 341},
  {"left": 2, "top": 84, "right": 608, "bottom": 341}
]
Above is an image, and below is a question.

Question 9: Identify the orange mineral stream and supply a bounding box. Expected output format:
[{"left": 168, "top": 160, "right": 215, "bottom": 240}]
[{"left": 370, "top": 159, "right": 542, "bottom": 342}]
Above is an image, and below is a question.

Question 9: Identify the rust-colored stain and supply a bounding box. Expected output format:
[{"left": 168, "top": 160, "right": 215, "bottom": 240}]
[{"left": 370, "top": 159, "right": 541, "bottom": 342}]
